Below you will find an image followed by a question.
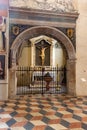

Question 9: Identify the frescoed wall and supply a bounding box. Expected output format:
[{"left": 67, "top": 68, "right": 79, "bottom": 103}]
[{"left": 0, "top": 0, "right": 8, "bottom": 100}]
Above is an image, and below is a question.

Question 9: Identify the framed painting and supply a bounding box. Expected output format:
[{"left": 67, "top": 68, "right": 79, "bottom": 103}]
[{"left": 0, "top": 55, "right": 5, "bottom": 79}]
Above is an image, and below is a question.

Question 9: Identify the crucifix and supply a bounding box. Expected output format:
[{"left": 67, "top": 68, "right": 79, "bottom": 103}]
[
  {"left": 38, "top": 40, "right": 48, "bottom": 66},
  {"left": 39, "top": 46, "right": 47, "bottom": 66},
  {"left": 36, "top": 40, "right": 49, "bottom": 66}
]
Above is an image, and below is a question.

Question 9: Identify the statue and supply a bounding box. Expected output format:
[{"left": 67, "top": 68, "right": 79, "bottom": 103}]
[
  {"left": 0, "top": 32, "right": 3, "bottom": 51},
  {"left": 39, "top": 47, "right": 47, "bottom": 66},
  {"left": 0, "top": 16, "right": 6, "bottom": 51}
]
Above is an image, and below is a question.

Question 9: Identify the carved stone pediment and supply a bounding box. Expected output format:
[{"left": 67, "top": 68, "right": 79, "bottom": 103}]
[{"left": 10, "top": 0, "right": 77, "bottom": 13}]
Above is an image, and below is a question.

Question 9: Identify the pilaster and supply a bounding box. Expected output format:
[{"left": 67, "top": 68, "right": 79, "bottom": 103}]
[{"left": 67, "top": 59, "right": 76, "bottom": 96}]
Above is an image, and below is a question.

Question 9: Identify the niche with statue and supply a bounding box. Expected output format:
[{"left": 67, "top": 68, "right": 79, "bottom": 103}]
[{"left": 35, "top": 39, "right": 50, "bottom": 66}]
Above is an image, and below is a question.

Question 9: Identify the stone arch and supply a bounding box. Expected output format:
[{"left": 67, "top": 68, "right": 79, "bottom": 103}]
[
  {"left": 11, "top": 26, "right": 75, "bottom": 66},
  {"left": 10, "top": 26, "right": 76, "bottom": 96}
]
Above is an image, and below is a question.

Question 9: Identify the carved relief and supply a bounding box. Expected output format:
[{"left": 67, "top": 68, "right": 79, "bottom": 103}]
[
  {"left": 10, "top": 0, "right": 77, "bottom": 13},
  {"left": 0, "top": 16, "right": 6, "bottom": 51}
]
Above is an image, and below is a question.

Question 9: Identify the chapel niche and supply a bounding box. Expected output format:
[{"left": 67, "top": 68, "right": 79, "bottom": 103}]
[{"left": 35, "top": 39, "right": 50, "bottom": 66}]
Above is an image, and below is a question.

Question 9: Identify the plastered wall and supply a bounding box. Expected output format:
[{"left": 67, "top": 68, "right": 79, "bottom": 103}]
[{"left": 76, "top": 0, "right": 87, "bottom": 95}]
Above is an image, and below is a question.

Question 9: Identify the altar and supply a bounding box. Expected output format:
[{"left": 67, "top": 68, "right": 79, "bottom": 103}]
[{"left": 32, "top": 70, "right": 57, "bottom": 82}]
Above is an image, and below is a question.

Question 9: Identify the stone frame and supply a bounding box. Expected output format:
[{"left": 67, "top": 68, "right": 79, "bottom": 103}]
[
  {"left": 9, "top": 7, "right": 78, "bottom": 97},
  {"left": 10, "top": 26, "right": 76, "bottom": 96}
]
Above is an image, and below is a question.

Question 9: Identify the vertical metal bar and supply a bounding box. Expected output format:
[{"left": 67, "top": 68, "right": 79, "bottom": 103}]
[
  {"left": 30, "top": 66, "right": 31, "bottom": 94},
  {"left": 23, "top": 67, "right": 26, "bottom": 94},
  {"left": 18, "top": 67, "right": 21, "bottom": 94},
  {"left": 22, "top": 66, "right": 24, "bottom": 94},
  {"left": 24, "top": 66, "right": 26, "bottom": 95},
  {"left": 22, "top": 66, "right": 23, "bottom": 95},
  {"left": 40, "top": 67, "right": 42, "bottom": 94},
  {"left": 57, "top": 65, "right": 59, "bottom": 93},
  {"left": 29, "top": 66, "right": 31, "bottom": 94},
  {"left": 29, "top": 67, "right": 34, "bottom": 94},
  {"left": 54, "top": 67, "right": 56, "bottom": 94},
  {"left": 20, "top": 66, "right": 21, "bottom": 94},
  {"left": 18, "top": 66, "right": 19, "bottom": 95},
  {"left": 23, "top": 66, "right": 25, "bottom": 95},
  {"left": 42, "top": 67, "right": 44, "bottom": 95},
  {"left": 54, "top": 66, "right": 56, "bottom": 94},
  {"left": 53, "top": 67, "right": 55, "bottom": 94},
  {"left": 16, "top": 67, "right": 17, "bottom": 94},
  {"left": 28, "top": 66, "right": 30, "bottom": 93}
]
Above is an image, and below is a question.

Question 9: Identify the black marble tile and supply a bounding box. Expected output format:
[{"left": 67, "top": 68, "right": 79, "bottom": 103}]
[
  {"left": 39, "top": 109, "right": 46, "bottom": 115},
  {"left": 55, "top": 112, "right": 62, "bottom": 117},
  {"left": 51, "top": 106, "right": 58, "bottom": 111},
  {"left": 25, "top": 108, "right": 32, "bottom": 112},
  {"left": 73, "top": 114, "right": 81, "bottom": 121},
  {"left": 6, "top": 118, "right": 16, "bottom": 127},
  {"left": 83, "top": 110, "right": 87, "bottom": 114},
  {"left": 25, "top": 114, "right": 33, "bottom": 120},
  {"left": 10, "top": 111, "right": 18, "bottom": 117},
  {"left": 60, "top": 119, "right": 69, "bottom": 128},
  {"left": 66, "top": 108, "right": 73, "bottom": 113},
  {"left": 82, "top": 122, "right": 87, "bottom": 130},
  {"left": 42, "top": 116, "right": 50, "bottom": 124},
  {"left": 0, "top": 108, "right": 4, "bottom": 113},
  {"left": 13, "top": 106, "right": 19, "bottom": 110},
  {"left": 24, "top": 122, "right": 34, "bottom": 130},
  {"left": 45, "top": 126, "right": 54, "bottom": 130}
]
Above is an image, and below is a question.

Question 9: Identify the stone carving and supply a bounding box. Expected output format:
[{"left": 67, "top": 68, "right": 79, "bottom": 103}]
[
  {"left": 0, "top": 16, "right": 6, "bottom": 51},
  {"left": 10, "top": 0, "right": 77, "bottom": 13}
]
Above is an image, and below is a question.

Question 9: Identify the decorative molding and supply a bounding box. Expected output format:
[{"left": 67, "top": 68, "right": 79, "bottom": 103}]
[{"left": 10, "top": 0, "right": 77, "bottom": 13}]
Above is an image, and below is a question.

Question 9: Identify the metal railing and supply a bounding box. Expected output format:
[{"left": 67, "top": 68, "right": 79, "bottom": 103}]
[{"left": 16, "top": 66, "right": 67, "bottom": 95}]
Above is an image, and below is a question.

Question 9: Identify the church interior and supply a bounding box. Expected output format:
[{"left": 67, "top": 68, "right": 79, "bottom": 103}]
[{"left": 0, "top": 0, "right": 87, "bottom": 129}]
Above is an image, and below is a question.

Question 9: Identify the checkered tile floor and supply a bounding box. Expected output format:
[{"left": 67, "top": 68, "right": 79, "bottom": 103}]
[{"left": 0, "top": 94, "right": 87, "bottom": 130}]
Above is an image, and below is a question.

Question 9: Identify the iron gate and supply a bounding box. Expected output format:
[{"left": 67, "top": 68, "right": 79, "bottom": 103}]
[{"left": 16, "top": 66, "right": 67, "bottom": 95}]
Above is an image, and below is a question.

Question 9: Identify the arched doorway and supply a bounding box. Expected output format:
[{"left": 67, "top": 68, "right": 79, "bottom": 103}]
[{"left": 9, "top": 26, "right": 76, "bottom": 97}]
